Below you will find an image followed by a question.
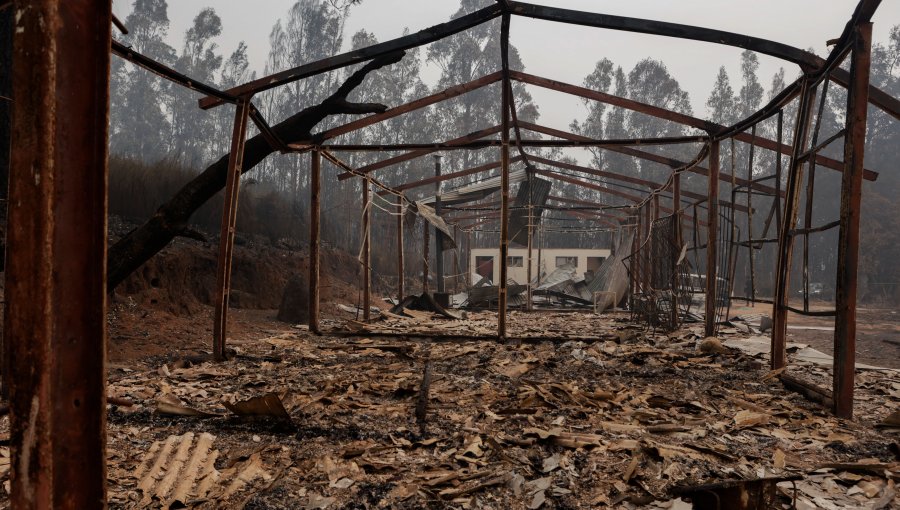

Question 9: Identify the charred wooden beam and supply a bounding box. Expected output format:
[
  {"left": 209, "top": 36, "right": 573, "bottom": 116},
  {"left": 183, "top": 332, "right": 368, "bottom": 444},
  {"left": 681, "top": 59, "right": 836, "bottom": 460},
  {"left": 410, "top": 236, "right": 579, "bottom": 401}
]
[{"left": 107, "top": 52, "right": 404, "bottom": 292}]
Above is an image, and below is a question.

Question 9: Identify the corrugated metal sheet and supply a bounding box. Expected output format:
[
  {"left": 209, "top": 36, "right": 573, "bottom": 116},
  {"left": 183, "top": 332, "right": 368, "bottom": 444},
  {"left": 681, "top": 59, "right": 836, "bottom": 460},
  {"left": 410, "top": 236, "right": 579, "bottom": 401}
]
[
  {"left": 419, "top": 168, "right": 528, "bottom": 207},
  {"left": 509, "top": 175, "right": 552, "bottom": 246}
]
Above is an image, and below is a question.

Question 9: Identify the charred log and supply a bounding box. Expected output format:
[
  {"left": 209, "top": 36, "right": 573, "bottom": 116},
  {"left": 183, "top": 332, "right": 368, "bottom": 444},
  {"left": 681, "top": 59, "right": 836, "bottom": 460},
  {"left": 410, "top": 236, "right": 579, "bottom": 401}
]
[{"left": 107, "top": 51, "right": 405, "bottom": 291}]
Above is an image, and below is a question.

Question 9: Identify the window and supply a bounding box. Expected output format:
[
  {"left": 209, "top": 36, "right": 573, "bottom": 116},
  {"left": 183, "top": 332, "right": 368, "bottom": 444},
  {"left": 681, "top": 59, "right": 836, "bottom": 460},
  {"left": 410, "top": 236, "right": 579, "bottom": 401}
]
[
  {"left": 555, "top": 256, "right": 578, "bottom": 268},
  {"left": 507, "top": 256, "right": 523, "bottom": 267},
  {"left": 586, "top": 256, "right": 606, "bottom": 272}
]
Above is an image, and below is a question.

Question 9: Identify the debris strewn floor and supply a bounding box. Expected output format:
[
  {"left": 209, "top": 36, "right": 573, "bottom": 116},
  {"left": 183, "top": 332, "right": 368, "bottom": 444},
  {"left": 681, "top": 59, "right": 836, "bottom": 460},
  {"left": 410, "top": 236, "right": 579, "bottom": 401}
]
[{"left": 4, "top": 311, "right": 898, "bottom": 509}]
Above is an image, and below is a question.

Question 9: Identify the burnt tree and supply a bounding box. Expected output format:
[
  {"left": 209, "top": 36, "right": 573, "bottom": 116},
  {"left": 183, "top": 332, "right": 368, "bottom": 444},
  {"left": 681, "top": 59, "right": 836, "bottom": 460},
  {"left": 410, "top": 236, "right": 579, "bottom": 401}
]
[{"left": 107, "top": 51, "right": 405, "bottom": 291}]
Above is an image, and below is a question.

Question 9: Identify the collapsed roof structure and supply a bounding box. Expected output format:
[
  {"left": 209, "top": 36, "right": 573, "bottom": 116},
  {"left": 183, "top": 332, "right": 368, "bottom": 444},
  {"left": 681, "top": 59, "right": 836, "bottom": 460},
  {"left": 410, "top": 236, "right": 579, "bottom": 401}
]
[{"left": 3, "top": 0, "right": 898, "bottom": 505}]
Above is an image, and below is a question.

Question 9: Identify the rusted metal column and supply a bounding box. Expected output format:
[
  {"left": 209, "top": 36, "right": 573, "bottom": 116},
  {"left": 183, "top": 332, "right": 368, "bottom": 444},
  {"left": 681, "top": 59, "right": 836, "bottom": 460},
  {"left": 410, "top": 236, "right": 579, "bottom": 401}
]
[
  {"left": 423, "top": 221, "right": 430, "bottom": 294},
  {"left": 671, "top": 172, "right": 683, "bottom": 325},
  {"left": 526, "top": 203, "right": 534, "bottom": 311},
  {"left": 833, "top": 23, "right": 872, "bottom": 419},
  {"left": 705, "top": 141, "right": 720, "bottom": 338},
  {"left": 434, "top": 155, "right": 445, "bottom": 293},
  {"left": 673, "top": 173, "right": 681, "bottom": 214},
  {"left": 634, "top": 210, "right": 642, "bottom": 297},
  {"left": 309, "top": 150, "right": 321, "bottom": 334},
  {"left": 643, "top": 202, "right": 651, "bottom": 294},
  {"left": 771, "top": 81, "right": 816, "bottom": 370},
  {"left": 803, "top": 79, "right": 830, "bottom": 313},
  {"left": 363, "top": 179, "right": 371, "bottom": 321},
  {"left": 652, "top": 194, "right": 660, "bottom": 221},
  {"left": 498, "top": 14, "right": 511, "bottom": 339},
  {"left": 5, "top": 2, "right": 111, "bottom": 507},
  {"left": 747, "top": 126, "right": 757, "bottom": 304},
  {"left": 213, "top": 98, "right": 251, "bottom": 361},
  {"left": 775, "top": 111, "right": 784, "bottom": 230},
  {"left": 397, "top": 195, "right": 404, "bottom": 302},
  {"left": 536, "top": 225, "right": 543, "bottom": 288}
]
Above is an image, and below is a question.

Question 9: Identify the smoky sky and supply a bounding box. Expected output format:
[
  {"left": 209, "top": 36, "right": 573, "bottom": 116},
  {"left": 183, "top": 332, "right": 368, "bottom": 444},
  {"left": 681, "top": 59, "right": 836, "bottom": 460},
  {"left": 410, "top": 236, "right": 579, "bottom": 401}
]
[{"left": 112, "top": 0, "right": 900, "bottom": 136}]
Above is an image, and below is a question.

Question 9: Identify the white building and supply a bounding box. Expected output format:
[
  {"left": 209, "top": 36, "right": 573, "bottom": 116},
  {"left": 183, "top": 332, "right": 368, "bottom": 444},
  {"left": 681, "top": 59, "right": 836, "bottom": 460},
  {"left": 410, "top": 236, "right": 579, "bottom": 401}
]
[{"left": 470, "top": 247, "right": 612, "bottom": 285}]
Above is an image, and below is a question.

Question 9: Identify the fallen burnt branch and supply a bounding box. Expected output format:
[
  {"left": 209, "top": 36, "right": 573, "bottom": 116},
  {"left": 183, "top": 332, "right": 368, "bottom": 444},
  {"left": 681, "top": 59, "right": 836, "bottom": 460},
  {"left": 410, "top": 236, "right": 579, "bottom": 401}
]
[{"left": 107, "top": 51, "right": 405, "bottom": 291}]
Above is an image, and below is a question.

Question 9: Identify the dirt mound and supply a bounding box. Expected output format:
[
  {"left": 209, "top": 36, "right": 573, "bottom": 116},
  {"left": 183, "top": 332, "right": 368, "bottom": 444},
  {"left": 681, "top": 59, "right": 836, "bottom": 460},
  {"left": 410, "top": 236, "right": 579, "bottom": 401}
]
[{"left": 112, "top": 232, "right": 364, "bottom": 317}]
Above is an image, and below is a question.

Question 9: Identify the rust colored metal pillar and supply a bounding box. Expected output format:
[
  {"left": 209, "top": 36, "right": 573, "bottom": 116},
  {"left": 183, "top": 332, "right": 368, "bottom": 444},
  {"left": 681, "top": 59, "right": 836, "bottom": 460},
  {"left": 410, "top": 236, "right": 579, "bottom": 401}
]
[
  {"left": 434, "top": 155, "right": 444, "bottom": 293},
  {"left": 526, "top": 202, "right": 534, "bottom": 311},
  {"left": 309, "top": 150, "right": 321, "bottom": 334},
  {"left": 771, "top": 82, "right": 816, "bottom": 369},
  {"left": 423, "top": 221, "right": 430, "bottom": 294},
  {"left": 498, "top": 14, "right": 511, "bottom": 339},
  {"left": 802, "top": 80, "right": 830, "bottom": 313},
  {"left": 705, "top": 141, "right": 720, "bottom": 338},
  {"left": 363, "top": 179, "right": 371, "bottom": 321},
  {"left": 747, "top": 126, "right": 757, "bottom": 305},
  {"left": 5, "top": 2, "right": 111, "bottom": 507},
  {"left": 213, "top": 98, "right": 251, "bottom": 361},
  {"left": 833, "top": 23, "right": 872, "bottom": 419},
  {"left": 643, "top": 202, "right": 651, "bottom": 293},
  {"left": 397, "top": 195, "right": 404, "bottom": 302}
]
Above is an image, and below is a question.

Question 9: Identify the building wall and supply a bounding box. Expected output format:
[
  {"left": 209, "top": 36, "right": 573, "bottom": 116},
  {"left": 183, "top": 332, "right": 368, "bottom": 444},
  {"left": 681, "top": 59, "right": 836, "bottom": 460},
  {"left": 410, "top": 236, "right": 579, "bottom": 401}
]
[{"left": 470, "top": 247, "right": 611, "bottom": 284}]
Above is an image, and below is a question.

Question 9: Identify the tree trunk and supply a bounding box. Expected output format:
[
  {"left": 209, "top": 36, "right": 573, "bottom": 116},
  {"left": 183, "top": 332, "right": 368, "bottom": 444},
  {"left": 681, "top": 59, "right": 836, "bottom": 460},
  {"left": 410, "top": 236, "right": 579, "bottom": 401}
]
[{"left": 107, "top": 51, "right": 405, "bottom": 291}]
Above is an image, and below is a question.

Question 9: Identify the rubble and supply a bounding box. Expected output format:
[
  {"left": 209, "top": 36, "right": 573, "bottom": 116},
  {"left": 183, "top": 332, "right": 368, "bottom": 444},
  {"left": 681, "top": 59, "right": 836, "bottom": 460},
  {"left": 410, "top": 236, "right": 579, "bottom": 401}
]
[{"left": 2, "top": 311, "right": 894, "bottom": 508}]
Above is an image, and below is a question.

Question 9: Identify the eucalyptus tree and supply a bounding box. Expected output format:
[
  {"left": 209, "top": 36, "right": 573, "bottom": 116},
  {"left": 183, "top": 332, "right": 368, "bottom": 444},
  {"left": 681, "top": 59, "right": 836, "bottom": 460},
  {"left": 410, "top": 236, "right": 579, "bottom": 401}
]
[{"left": 110, "top": 0, "right": 176, "bottom": 162}]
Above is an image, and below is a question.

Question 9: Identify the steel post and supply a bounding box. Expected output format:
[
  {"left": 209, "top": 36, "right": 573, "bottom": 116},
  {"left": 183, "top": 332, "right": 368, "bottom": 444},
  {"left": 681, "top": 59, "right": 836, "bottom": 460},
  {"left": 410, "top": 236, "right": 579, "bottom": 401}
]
[
  {"left": 498, "top": 14, "right": 511, "bottom": 340},
  {"left": 309, "top": 150, "right": 321, "bottom": 334},
  {"left": 833, "top": 23, "right": 872, "bottom": 419},
  {"left": 434, "top": 155, "right": 444, "bottom": 293},
  {"left": 213, "top": 98, "right": 251, "bottom": 361},
  {"left": 363, "top": 179, "right": 371, "bottom": 321},
  {"left": 397, "top": 195, "right": 404, "bottom": 302},
  {"left": 6, "top": 2, "right": 111, "bottom": 507},
  {"left": 771, "top": 82, "right": 816, "bottom": 369},
  {"left": 705, "top": 141, "right": 720, "bottom": 338}
]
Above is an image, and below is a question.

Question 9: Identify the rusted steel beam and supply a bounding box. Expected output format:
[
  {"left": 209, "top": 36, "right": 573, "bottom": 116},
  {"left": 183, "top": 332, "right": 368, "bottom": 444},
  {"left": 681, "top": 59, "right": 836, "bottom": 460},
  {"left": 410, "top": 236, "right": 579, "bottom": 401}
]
[
  {"left": 509, "top": 1, "right": 820, "bottom": 67},
  {"left": 519, "top": 122, "right": 781, "bottom": 198},
  {"left": 317, "top": 136, "right": 704, "bottom": 150},
  {"left": 199, "top": 4, "right": 503, "bottom": 109},
  {"left": 705, "top": 141, "right": 720, "bottom": 338},
  {"left": 313, "top": 72, "right": 503, "bottom": 142},
  {"left": 803, "top": 80, "right": 831, "bottom": 313},
  {"left": 771, "top": 82, "right": 817, "bottom": 370},
  {"left": 309, "top": 150, "right": 322, "bottom": 334},
  {"left": 536, "top": 169, "right": 644, "bottom": 204},
  {"left": 397, "top": 195, "right": 405, "bottom": 302},
  {"left": 336, "top": 125, "right": 503, "bottom": 180},
  {"left": 6, "top": 2, "right": 111, "bottom": 507},
  {"left": 511, "top": 72, "right": 878, "bottom": 181},
  {"left": 498, "top": 14, "right": 511, "bottom": 340},
  {"left": 746, "top": 126, "right": 757, "bottom": 305},
  {"left": 213, "top": 98, "right": 252, "bottom": 361},
  {"left": 377, "top": 157, "right": 520, "bottom": 196},
  {"left": 320, "top": 150, "right": 404, "bottom": 199},
  {"left": 112, "top": 40, "right": 236, "bottom": 104},
  {"left": 833, "top": 22, "right": 872, "bottom": 419},
  {"left": 528, "top": 154, "right": 752, "bottom": 212},
  {"left": 363, "top": 180, "right": 371, "bottom": 321},
  {"left": 507, "top": 0, "right": 898, "bottom": 121},
  {"left": 434, "top": 155, "right": 445, "bottom": 294}
]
